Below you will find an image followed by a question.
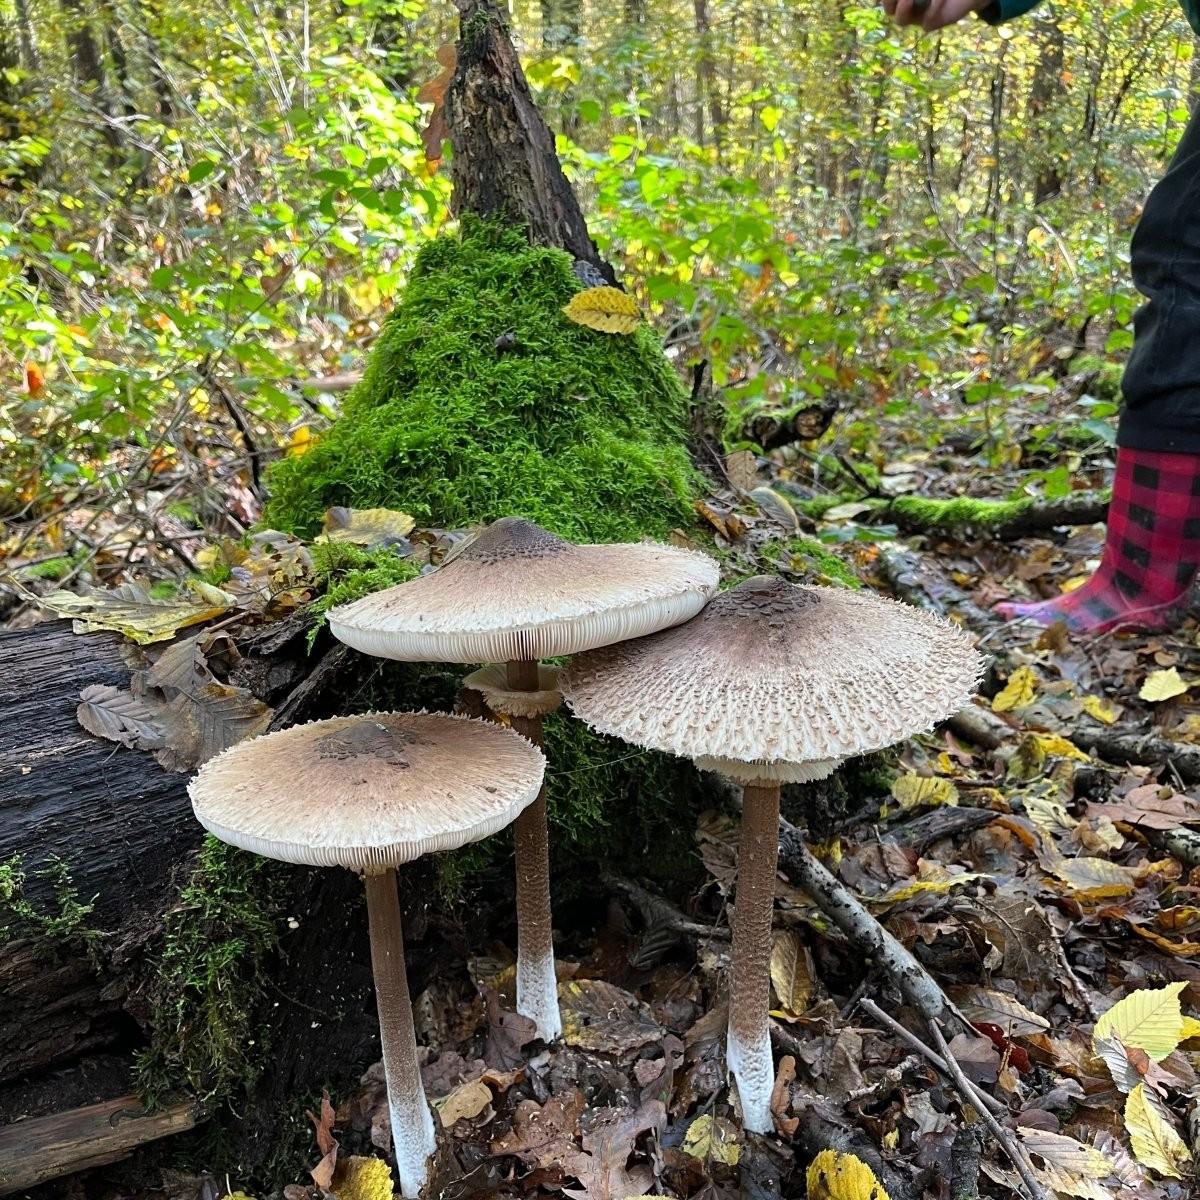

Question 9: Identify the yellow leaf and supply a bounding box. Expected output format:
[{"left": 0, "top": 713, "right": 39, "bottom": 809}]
[
  {"left": 769, "top": 930, "right": 813, "bottom": 1018},
  {"left": 316, "top": 506, "right": 416, "bottom": 549},
  {"left": 38, "top": 581, "right": 234, "bottom": 645},
  {"left": 1092, "top": 982, "right": 1187, "bottom": 1063},
  {"left": 890, "top": 773, "right": 959, "bottom": 810},
  {"left": 562, "top": 285, "right": 640, "bottom": 334},
  {"left": 869, "top": 866, "right": 983, "bottom": 907},
  {"left": 992, "top": 666, "right": 1038, "bottom": 713},
  {"left": 433, "top": 1078, "right": 493, "bottom": 1127},
  {"left": 806, "top": 1149, "right": 891, "bottom": 1200},
  {"left": 288, "top": 425, "right": 314, "bottom": 457},
  {"left": 1041, "top": 846, "right": 1138, "bottom": 902},
  {"left": 1124, "top": 1083, "right": 1192, "bottom": 1178},
  {"left": 1179, "top": 1015, "right": 1200, "bottom": 1042},
  {"left": 1028, "top": 733, "right": 1090, "bottom": 762},
  {"left": 1081, "top": 695, "right": 1120, "bottom": 725},
  {"left": 1139, "top": 668, "right": 1189, "bottom": 703},
  {"left": 682, "top": 1114, "right": 740, "bottom": 1165}
]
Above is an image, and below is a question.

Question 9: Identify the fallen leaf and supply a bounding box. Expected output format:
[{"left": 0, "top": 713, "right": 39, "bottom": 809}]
[
  {"left": 992, "top": 666, "right": 1039, "bottom": 713},
  {"left": 1124, "top": 1082, "right": 1192, "bottom": 1178},
  {"left": 1089, "top": 784, "right": 1200, "bottom": 831},
  {"left": 434, "top": 1078, "right": 493, "bottom": 1127},
  {"left": 318, "top": 506, "right": 416, "bottom": 549},
  {"left": 40, "top": 580, "right": 234, "bottom": 644},
  {"left": 307, "top": 1091, "right": 339, "bottom": 1188},
  {"left": 562, "top": 1100, "right": 665, "bottom": 1200},
  {"left": 724, "top": 449, "right": 759, "bottom": 491},
  {"left": 1092, "top": 983, "right": 1187, "bottom": 1063},
  {"left": 1040, "top": 847, "right": 1138, "bottom": 902},
  {"left": 558, "top": 979, "right": 663, "bottom": 1057},
  {"left": 769, "top": 930, "right": 813, "bottom": 1018},
  {"left": 806, "top": 1148, "right": 891, "bottom": 1200},
  {"left": 748, "top": 485, "right": 800, "bottom": 532},
  {"left": 1081, "top": 695, "right": 1121, "bottom": 725},
  {"left": 1139, "top": 668, "right": 1189, "bottom": 703},
  {"left": 681, "top": 1113, "right": 740, "bottom": 1165},
  {"left": 822, "top": 500, "right": 874, "bottom": 523},
  {"left": 949, "top": 986, "right": 1051, "bottom": 1036},
  {"left": 77, "top": 684, "right": 165, "bottom": 750},
  {"left": 562, "top": 286, "right": 640, "bottom": 334},
  {"left": 24, "top": 361, "right": 45, "bottom": 396},
  {"left": 890, "top": 773, "right": 959, "bottom": 810}
]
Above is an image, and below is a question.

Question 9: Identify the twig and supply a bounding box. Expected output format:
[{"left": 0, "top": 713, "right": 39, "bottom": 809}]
[
  {"left": 858, "top": 999, "right": 1004, "bottom": 1117},
  {"left": 603, "top": 873, "right": 731, "bottom": 943},
  {"left": 925, "top": 1019, "right": 1049, "bottom": 1200},
  {"left": 777, "top": 818, "right": 972, "bottom": 1036}
]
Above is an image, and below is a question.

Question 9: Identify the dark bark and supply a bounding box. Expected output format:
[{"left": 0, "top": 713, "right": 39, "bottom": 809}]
[
  {"left": 444, "top": 0, "right": 613, "bottom": 282},
  {"left": 1029, "top": 18, "right": 1064, "bottom": 205}
]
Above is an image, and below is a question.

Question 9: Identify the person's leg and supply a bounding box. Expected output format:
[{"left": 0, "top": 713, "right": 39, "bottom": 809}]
[{"left": 997, "top": 108, "right": 1200, "bottom": 634}]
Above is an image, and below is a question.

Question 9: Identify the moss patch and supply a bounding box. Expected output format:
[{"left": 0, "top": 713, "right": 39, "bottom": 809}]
[
  {"left": 786, "top": 537, "right": 862, "bottom": 588},
  {"left": 135, "top": 837, "right": 286, "bottom": 1107},
  {"left": 307, "top": 542, "right": 422, "bottom": 645},
  {"left": 889, "top": 494, "right": 1034, "bottom": 530},
  {"left": 265, "top": 219, "right": 700, "bottom": 543},
  {"left": 0, "top": 854, "right": 103, "bottom": 959}
]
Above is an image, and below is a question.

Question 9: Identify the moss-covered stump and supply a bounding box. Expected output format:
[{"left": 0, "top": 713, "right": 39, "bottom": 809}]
[{"left": 266, "top": 219, "right": 700, "bottom": 542}]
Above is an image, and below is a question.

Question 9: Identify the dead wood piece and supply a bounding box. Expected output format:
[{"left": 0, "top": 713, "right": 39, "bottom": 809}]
[
  {"left": 888, "top": 493, "right": 1108, "bottom": 538},
  {"left": 1068, "top": 726, "right": 1200, "bottom": 785},
  {"left": 603, "top": 874, "right": 730, "bottom": 944},
  {"left": 947, "top": 704, "right": 1010, "bottom": 752},
  {"left": 1146, "top": 826, "right": 1200, "bottom": 868},
  {"left": 924, "top": 1019, "right": 1049, "bottom": 1200},
  {"left": 950, "top": 1127, "right": 983, "bottom": 1200},
  {"left": 444, "top": 0, "right": 612, "bottom": 280},
  {"left": 777, "top": 820, "right": 971, "bottom": 1037},
  {"left": 0, "top": 1093, "right": 200, "bottom": 1194},
  {"left": 883, "top": 806, "right": 999, "bottom": 855},
  {"left": 876, "top": 542, "right": 993, "bottom": 631}
]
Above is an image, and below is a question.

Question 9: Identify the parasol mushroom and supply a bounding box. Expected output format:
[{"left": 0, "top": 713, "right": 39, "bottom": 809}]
[
  {"left": 188, "top": 711, "right": 545, "bottom": 1197},
  {"left": 561, "top": 575, "right": 982, "bottom": 1132},
  {"left": 328, "top": 516, "right": 718, "bottom": 1042}
]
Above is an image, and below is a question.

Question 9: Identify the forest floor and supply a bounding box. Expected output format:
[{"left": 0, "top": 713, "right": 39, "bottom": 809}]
[{"left": 6, "top": 374, "right": 1200, "bottom": 1200}]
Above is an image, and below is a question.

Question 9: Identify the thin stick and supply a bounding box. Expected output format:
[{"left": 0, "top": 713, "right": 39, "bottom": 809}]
[
  {"left": 925, "top": 1019, "right": 1049, "bottom": 1200},
  {"left": 859, "top": 999, "right": 1004, "bottom": 1117}
]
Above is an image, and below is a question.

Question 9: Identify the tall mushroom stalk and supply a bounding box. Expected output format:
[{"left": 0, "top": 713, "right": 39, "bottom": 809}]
[
  {"left": 187, "top": 712, "right": 546, "bottom": 1197},
  {"left": 562, "top": 575, "right": 983, "bottom": 1132},
  {"left": 328, "top": 516, "right": 719, "bottom": 1042}
]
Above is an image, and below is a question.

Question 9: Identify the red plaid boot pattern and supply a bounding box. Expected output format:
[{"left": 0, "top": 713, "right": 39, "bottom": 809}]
[{"left": 995, "top": 448, "right": 1200, "bottom": 634}]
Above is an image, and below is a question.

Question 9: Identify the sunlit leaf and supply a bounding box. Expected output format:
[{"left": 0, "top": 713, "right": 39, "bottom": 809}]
[
  {"left": 681, "top": 1113, "right": 740, "bottom": 1165},
  {"left": 992, "top": 665, "right": 1038, "bottom": 713},
  {"left": 39, "top": 580, "right": 235, "bottom": 645},
  {"left": 1139, "top": 668, "right": 1189, "bottom": 703},
  {"left": 1092, "top": 983, "right": 1187, "bottom": 1064},
  {"left": 562, "top": 285, "right": 640, "bottom": 334},
  {"left": 1124, "top": 1083, "right": 1191, "bottom": 1178},
  {"left": 890, "top": 773, "right": 959, "bottom": 810}
]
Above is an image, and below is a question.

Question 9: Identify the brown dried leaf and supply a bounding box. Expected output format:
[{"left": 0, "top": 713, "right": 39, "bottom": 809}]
[
  {"left": 77, "top": 684, "right": 165, "bottom": 750},
  {"left": 559, "top": 979, "right": 663, "bottom": 1057}
]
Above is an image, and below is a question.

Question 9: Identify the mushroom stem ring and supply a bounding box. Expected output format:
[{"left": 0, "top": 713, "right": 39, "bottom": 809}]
[{"left": 505, "top": 658, "right": 563, "bottom": 1042}]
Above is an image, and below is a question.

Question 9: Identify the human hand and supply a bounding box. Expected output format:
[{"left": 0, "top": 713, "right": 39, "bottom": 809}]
[{"left": 881, "top": 0, "right": 991, "bottom": 32}]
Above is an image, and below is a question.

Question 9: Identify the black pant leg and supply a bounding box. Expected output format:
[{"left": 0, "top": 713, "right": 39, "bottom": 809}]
[{"left": 1118, "top": 105, "right": 1200, "bottom": 452}]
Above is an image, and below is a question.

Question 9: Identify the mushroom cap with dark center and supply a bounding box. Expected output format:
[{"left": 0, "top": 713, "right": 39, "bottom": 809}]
[
  {"left": 189, "top": 712, "right": 545, "bottom": 873},
  {"left": 328, "top": 516, "right": 719, "bottom": 663},
  {"left": 561, "top": 575, "right": 983, "bottom": 774}
]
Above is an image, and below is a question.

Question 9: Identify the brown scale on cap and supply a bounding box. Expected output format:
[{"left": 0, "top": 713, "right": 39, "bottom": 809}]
[
  {"left": 461, "top": 516, "right": 571, "bottom": 563},
  {"left": 315, "top": 720, "right": 423, "bottom": 767}
]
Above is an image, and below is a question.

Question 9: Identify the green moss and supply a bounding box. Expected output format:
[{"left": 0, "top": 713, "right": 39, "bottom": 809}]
[
  {"left": 791, "top": 492, "right": 859, "bottom": 519},
  {"left": 307, "top": 542, "right": 422, "bottom": 646},
  {"left": 786, "top": 537, "right": 861, "bottom": 588},
  {"left": 135, "top": 837, "right": 286, "bottom": 1107},
  {"left": 0, "top": 854, "right": 103, "bottom": 959},
  {"left": 265, "top": 219, "right": 700, "bottom": 543},
  {"left": 20, "top": 556, "right": 73, "bottom": 581},
  {"left": 889, "top": 494, "right": 1033, "bottom": 529}
]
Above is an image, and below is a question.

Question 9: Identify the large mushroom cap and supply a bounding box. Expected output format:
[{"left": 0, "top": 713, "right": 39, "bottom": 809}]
[
  {"left": 328, "top": 516, "right": 719, "bottom": 663},
  {"left": 562, "top": 575, "right": 983, "bottom": 779},
  {"left": 189, "top": 712, "right": 545, "bottom": 873}
]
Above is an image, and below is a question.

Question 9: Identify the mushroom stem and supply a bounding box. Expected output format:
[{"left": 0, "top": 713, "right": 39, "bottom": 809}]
[
  {"left": 364, "top": 870, "right": 438, "bottom": 1197},
  {"left": 727, "top": 779, "right": 781, "bottom": 1134},
  {"left": 504, "top": 658, "right": 562, "bottom": 1042}
]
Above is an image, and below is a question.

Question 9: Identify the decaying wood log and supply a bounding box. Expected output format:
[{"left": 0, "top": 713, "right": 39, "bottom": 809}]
[{"left": 0, "top": 1094, "right": 199, "bottom": 1194}]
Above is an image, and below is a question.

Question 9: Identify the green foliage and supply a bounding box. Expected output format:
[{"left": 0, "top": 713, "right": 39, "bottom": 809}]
[
  {"left": 307, "top": 541, "right": 422, "bottom": 645},
  {"left": 0, "top": 854, "right": 103, "bottom": 958},
  {"left": 787, "top": 537, "right": 862, "bottom": 588},
  {"left": 265, "top": 220, "right": 700, "bottom": 541},
  {"left": 135, "top": 836, "right": 286, "bottom": 1107}
]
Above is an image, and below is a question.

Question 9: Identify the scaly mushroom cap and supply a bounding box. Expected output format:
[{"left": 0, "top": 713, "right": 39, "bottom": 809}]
[
  {"left": 562, "top": 575, "right": 983, "bottom": 779},
  {"left": 328, "top": 517, "right": 719, "bottom": 663},
  {"left": 189, "top": 712, "right": 545, "bottom": 873}
]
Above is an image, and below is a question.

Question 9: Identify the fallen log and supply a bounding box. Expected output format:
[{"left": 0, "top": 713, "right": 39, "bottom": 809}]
[{"left": 0, "top": 1093, "right": 199, "bottom": 1194}]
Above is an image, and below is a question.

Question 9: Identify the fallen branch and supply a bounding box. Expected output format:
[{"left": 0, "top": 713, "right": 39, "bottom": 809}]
[
  {"left": 858, "top": 999, "right": 1003, "bottom": 1116},
  {"left": 882, "top": 806, "right": 999, "bottom": 856},
  {"left": 1068, "top": 726, "right": 1200, "bottom": 785},
  {"left": 603, "top": 873, "right": 731, "bottom": 944},
  {"left": 925, "top": 1019, "right": 1049, "bottom": 1200},
  {"left": 777, "top": 818, "right": 972, "bottom": 1036}
]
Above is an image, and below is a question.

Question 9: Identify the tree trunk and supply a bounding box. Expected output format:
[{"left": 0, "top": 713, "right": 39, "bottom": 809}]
[{"left": 444, "top": 0, "right": 613, "bottom": 281}]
